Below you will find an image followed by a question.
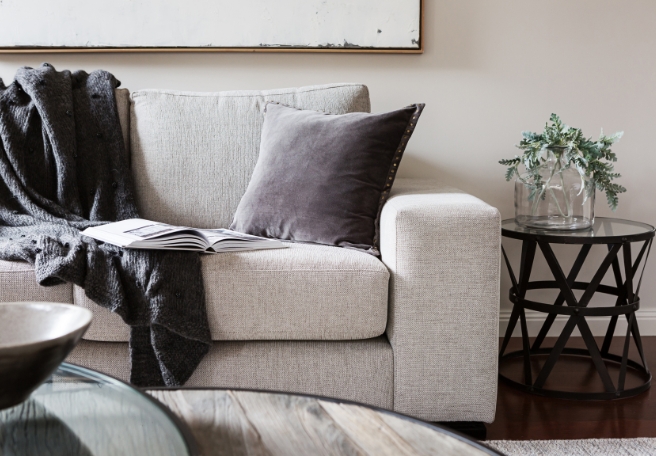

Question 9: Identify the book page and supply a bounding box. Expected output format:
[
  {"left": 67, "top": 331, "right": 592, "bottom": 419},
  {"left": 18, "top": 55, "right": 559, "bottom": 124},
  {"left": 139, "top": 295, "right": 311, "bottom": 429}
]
[
  {"left": 124, "top": 224, "right": 179, "bottom": 239},
  {"left": 82, "top": 219, "right": 288, "bottom": 253},
  {"left": 82, "top": 219, "right": 208, "bottom": 248}
]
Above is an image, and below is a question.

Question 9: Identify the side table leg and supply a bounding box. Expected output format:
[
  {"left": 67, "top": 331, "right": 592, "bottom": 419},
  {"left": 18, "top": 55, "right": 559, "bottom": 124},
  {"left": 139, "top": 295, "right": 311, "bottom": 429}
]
[
  {"left": 533, "top": 316, "right": 579, "bottom": 389},
  {"left": 519, "top": 307, "right": 532, "bottom": 386},
  {"left": 499, "top": 247, "right": 519, "bottom": 358},
  {"left": 499, "top": 307, "right": 519, "bottom": 358},
  {"left": 538, "top": 242, "right": 619, "bottom": 393},
  {"left": 500, "top": 241, "right": 536, "bottom": 358},
  {"left": 601, "top": 249, "right": 626, "bottom": 356},
  {"left": 532, "top": 244, "right": 591, "bottom": 351},
  {"left": 576, "top": 318, "right": 616, "bottom": 393},
  {"left": 623, "top": 241, "right": 651, "bottom": 372},
  {"left": 619, "top": 311, "right": 635, "bottom": 392},
  {"left": 630, "top": 318, "right": 649, "bottom": 373}
]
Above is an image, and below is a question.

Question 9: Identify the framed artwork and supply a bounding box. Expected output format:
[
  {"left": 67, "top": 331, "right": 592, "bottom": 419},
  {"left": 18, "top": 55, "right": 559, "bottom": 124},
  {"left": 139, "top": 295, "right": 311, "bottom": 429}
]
[{"left": 0, "top": 0, "right": 422, "bottom": 53}]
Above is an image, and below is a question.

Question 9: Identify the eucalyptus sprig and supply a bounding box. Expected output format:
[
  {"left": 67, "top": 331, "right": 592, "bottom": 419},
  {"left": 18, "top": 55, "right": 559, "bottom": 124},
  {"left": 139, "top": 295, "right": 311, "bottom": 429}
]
[{"left": 500, "top": 114, "right": 626, "bottom": 210}]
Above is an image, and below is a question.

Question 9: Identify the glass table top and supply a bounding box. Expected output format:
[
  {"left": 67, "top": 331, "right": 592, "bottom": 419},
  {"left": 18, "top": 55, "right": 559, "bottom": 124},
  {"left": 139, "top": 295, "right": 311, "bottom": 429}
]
[
  {"left": 502, "top": 217, "right": 655, "bottom": 243},
  {"left": 0, "top": 363, "right": 195, "bottom": 456}
]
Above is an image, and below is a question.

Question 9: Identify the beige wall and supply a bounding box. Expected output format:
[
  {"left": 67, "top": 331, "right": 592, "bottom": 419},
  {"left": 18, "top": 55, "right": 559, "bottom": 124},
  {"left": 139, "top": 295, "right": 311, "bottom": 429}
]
[{"left": 2, "top": 0, "right": 656, "bottom": 333}]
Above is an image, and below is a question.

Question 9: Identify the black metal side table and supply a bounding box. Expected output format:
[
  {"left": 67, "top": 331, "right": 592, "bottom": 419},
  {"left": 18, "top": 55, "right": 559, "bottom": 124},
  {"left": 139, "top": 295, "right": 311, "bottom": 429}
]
[{"left": 500, "top": 217, "right": 655, "bottom": 400}]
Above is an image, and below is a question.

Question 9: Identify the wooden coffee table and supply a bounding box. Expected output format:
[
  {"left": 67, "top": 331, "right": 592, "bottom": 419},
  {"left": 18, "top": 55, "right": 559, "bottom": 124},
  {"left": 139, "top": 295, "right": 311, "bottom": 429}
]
[{"left": 147, "top": 388, "right": 501, "bottom": 456}]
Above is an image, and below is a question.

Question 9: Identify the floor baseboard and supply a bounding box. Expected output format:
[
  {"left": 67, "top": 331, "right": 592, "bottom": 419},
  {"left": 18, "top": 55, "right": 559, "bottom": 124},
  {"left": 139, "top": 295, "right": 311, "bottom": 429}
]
[{"left": 499, "top": 309, "right": 656, "bottom": 337}]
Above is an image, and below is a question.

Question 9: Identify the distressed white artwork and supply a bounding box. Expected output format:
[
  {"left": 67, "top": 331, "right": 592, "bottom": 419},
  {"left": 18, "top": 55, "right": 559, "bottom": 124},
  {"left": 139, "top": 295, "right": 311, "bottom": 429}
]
[{"left": 0, "top": 0, "right": 422, "bottom": 52}]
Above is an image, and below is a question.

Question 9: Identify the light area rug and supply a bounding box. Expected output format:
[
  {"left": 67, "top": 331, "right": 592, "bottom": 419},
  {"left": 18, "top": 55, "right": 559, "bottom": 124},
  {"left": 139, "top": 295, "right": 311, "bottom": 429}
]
[{"left": 488, "top": 438, "right": 656, "bottom": 456}]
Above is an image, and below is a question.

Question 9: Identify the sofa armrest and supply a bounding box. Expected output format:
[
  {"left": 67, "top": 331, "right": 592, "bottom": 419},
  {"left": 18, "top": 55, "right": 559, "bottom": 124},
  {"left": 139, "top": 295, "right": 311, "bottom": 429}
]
[{"left": 380, "top": 178, "right": 500, "bottom": 423}]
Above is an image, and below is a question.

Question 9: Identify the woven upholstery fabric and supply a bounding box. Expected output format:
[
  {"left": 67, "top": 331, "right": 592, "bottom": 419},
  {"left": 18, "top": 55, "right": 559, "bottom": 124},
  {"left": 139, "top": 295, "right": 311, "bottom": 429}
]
[
  {"left": 67, "top": 337, "right": 394, "bottom": 409},
  {"left": 75, "top": 242, "right": 389, "bottom": 342},
  {"left": 130, "top": 84, "right": 371, "bottom": 229},
  {"left": 380, "top": 178, "right": 501, "bottom": 423},
  {"left": 0, "top": 259, "right": 72, "bottom": 303}
]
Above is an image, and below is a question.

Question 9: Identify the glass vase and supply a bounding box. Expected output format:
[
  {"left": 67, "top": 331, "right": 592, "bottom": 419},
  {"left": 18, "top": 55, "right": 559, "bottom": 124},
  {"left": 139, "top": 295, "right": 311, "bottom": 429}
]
[{"left": 514, "top": 147, "right": 595, "bottom": 230}]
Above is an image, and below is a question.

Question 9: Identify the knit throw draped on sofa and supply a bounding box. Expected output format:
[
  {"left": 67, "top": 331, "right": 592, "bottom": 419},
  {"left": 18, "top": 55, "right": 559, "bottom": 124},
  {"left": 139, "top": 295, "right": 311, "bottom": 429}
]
[{"left": 0, "top": 65, "right": 210, "bottom": 386}]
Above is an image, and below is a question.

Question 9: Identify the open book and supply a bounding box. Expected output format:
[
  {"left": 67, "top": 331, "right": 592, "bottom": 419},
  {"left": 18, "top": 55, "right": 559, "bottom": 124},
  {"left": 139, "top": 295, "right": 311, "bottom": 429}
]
[{"left": 81, "top": 219, "right": 287, "bottom": 253}]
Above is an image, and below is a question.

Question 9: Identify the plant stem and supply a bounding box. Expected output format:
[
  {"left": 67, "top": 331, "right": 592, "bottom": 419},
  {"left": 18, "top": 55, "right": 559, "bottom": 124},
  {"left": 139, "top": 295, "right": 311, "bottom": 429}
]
[
  {"left": 544, "top": 153, "right": 567, "bottom": 218},
  {"left": 560, "top": 164, "right": 572, "bottom": 218},
  {"left": 531, "top": 185, "right": 545, "bottom": 216},
  {"left": 551, "top": 157, "right": 569, "bottom": 217}
]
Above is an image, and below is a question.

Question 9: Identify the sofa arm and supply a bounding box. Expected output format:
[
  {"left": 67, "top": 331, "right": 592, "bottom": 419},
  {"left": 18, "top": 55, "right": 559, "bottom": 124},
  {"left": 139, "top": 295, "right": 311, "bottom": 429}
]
[{"left": 380, "top": 178, "right": 500, "bottom": 423}]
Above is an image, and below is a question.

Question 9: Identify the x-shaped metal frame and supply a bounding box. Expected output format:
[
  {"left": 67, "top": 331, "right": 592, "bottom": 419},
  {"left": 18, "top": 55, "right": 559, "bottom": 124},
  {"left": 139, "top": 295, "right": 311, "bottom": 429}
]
[{"left": 499, "top": 237, "right": 653, "bottom": 400}]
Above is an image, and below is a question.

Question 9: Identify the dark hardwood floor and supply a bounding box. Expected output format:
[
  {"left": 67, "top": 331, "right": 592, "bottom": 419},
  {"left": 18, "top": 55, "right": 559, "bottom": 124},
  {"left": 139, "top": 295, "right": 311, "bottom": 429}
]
[{"left": 487, "top": 336, "right": 656, "bottom": 440}]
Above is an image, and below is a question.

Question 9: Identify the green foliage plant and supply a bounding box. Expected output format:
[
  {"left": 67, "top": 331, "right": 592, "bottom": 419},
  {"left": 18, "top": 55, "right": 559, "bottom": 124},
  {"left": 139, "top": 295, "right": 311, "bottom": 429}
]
[{"left": 499, "top": 114, "right": 625, "bottom": 210}]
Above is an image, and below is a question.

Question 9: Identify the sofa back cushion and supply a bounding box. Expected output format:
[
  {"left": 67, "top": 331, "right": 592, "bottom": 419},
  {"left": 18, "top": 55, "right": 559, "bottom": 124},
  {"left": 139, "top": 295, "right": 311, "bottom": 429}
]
[{"left": 129, "top": 84, "right": 371, "bottom": 228}]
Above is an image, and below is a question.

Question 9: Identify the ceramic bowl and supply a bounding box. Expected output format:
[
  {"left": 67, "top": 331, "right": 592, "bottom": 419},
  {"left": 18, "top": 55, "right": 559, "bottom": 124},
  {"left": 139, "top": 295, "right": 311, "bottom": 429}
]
[{"left": 0, "top": 302, "right": 92, "bottom": 410}]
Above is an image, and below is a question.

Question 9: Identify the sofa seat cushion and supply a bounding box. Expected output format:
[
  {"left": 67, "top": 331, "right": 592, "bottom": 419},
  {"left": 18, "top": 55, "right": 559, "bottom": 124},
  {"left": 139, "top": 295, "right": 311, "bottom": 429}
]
[
  {"left": 0, "top": 260, "right": 73, "bottom": 303},
  {"left": 76, "top": 243, "right": 390, "bottom": 342}
]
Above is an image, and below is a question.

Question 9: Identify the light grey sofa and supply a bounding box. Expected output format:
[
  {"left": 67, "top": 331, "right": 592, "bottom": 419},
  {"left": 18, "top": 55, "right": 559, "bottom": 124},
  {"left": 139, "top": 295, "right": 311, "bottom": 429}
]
[{"left": 0, "top": 83, "right": 500, "bottom": 424}]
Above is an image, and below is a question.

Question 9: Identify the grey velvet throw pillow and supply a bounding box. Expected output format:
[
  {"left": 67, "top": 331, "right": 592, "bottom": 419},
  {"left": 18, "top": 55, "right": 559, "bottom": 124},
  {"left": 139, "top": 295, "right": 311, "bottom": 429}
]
[{"left": 230, "top": 102, "right": 425, "bottom": 255}]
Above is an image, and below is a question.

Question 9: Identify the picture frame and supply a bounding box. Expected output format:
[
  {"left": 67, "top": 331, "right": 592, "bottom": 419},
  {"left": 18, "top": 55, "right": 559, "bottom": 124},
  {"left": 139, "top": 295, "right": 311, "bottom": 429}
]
[{"left": 0, "top": 0, "right": 423, "bottom": 54}]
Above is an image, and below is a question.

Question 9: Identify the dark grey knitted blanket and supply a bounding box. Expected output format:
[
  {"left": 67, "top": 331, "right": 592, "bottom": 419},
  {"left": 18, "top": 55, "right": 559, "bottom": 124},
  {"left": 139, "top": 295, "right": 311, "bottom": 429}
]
[{"left": 0, "top": 64, "right": 210, "bottom": 387}]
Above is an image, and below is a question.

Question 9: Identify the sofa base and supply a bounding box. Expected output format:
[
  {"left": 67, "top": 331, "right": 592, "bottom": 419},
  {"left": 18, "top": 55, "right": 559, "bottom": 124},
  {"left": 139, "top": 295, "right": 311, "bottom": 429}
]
[
  {"left": 66, "top": 337, "right": 394, "bottom": 410},
  {"left": 437, "top": 421, "right": 487, "bottom": 441}
]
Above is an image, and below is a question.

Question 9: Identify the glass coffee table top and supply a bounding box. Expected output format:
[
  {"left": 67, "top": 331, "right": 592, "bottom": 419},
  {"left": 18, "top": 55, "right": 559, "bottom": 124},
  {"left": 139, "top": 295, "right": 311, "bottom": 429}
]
[
  {"left": 502, "top": 217, "right": 655, "bottom": 243},
  {"left": 0, "top": 363, "right": 196, "bottom": 456}
]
